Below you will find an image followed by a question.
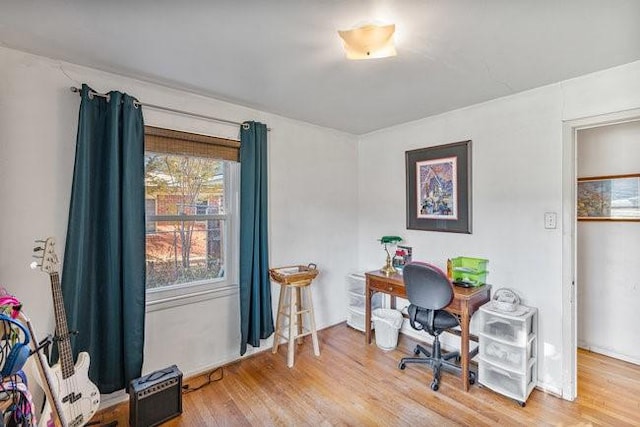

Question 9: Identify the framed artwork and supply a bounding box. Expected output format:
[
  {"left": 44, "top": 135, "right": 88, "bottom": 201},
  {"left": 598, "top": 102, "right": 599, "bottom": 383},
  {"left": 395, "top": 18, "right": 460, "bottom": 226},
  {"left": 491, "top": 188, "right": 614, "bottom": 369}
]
[
  {"left": 577, "top": 174, "right": 640, "bottom": 221},
  {"left": 406, "top": 140, "right": 472, "bottom": 233}
]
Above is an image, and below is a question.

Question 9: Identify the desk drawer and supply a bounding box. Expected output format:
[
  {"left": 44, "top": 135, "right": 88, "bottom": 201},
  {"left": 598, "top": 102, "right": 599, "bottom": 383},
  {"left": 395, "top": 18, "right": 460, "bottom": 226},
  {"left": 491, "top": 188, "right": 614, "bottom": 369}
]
[
  {"left": 368, "top": 278, "right": 404, "bottom": 296},
  {"left": 446, "top": 298, "right": 462, "bottom": 313}
]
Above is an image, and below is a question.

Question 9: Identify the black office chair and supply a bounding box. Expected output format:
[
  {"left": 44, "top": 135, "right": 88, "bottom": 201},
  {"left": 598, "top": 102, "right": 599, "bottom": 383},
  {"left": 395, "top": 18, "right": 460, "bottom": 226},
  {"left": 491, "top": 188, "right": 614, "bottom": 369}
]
[{"left": 398, "top": 262, "right": 476, "bottom": 391}]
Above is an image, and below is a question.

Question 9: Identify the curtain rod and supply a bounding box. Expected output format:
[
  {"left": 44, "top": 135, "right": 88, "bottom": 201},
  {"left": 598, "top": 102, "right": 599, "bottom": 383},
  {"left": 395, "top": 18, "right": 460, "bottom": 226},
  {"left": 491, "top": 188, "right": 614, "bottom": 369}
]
[{"left": 69, "top": 86, "right": 271, "bottom": 131}]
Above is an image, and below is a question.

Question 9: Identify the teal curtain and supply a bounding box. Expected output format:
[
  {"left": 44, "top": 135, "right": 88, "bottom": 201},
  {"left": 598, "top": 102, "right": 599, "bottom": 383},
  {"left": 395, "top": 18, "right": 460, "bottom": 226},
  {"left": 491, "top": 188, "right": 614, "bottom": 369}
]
[
  {"left": 61, "top": 84, "right": 146, "bottom": 393},
  {"left": 239, "top": 121, "right": 273, "bottom": 355}
]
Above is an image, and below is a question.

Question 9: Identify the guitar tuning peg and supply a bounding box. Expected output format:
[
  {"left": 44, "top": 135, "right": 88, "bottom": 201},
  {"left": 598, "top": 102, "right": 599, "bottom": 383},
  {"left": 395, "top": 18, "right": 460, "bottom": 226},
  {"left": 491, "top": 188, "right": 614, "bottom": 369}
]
[
  {"left": 34, "top": 239, "right": 46, "bottom": 243},
  {"left": 33, "top": 246, "right": 44, "bottom": 252},
  {"left": 29, "top": 261, "right": 40, "bottom": 270}
]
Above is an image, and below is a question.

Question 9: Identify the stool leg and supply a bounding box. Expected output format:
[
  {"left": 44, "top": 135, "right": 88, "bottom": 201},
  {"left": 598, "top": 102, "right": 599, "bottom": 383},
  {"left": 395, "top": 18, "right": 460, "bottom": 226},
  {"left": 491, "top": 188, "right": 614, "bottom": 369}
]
[
  {"left": 287, "top": 285, "right": 297, "bottom": 368},
  {"left": 296, "top": 287, "right": 304, "bottom": 345},
  {"left": 305, "top": 285, "right": 320, "bottom": 357},
  {"left": 272, "top": 284, "right": 287, "bottom": 354}
]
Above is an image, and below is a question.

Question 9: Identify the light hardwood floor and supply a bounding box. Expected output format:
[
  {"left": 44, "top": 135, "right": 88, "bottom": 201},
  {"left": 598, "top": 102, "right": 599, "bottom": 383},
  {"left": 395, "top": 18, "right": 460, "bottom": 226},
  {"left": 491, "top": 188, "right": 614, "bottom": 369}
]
[{"left": 97, "top": 323, "right": 640, "bottom": 426}]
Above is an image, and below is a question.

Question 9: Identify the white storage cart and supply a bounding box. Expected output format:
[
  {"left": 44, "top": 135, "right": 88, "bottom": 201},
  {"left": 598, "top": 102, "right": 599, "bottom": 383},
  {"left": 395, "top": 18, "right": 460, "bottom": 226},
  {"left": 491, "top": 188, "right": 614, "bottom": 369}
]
[
  {"left": 478, "top": 303, "right": 538, "bottom": 406},
  {"left": 346, "top": 273, "right": 382, "bottom": 331}
]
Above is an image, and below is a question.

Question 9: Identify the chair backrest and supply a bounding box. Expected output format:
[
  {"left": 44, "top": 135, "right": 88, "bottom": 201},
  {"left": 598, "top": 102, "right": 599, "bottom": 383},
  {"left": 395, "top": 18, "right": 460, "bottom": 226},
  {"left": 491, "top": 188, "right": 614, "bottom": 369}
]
[{"left": 403, "top": 262, "right": 454, "bottom": 310}]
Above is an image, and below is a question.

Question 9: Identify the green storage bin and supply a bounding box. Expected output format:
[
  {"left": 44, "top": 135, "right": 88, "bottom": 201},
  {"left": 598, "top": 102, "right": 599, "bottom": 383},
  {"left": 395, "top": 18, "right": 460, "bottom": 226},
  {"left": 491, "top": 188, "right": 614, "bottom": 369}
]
[{"left": 451, "top": 257, "right": 488, "bottom": 286}]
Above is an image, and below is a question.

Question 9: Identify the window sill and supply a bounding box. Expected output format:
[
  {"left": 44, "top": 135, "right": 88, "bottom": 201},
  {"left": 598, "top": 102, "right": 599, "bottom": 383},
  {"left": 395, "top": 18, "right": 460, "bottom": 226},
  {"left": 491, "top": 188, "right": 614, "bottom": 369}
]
[{"left": 145, "top": 283, "right": 238, "bottom": 313}]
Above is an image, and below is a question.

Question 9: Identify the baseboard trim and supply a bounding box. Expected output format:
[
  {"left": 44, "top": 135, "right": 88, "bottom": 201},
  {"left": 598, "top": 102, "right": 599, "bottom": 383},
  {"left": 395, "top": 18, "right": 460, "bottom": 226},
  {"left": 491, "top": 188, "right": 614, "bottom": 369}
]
[{"left": 578, "top": 343, "right": 640, "bottom": 366}]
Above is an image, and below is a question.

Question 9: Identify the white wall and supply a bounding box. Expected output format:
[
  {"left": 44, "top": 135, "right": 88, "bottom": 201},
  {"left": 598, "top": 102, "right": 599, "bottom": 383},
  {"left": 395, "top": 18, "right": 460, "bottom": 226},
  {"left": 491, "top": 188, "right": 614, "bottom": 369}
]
[
  {"left": 576, "top": 120, "right": 640, "bottom": 364},
  {"left": 357, "top": 60, "right": 640, "bottom": 395},
  {"left": 0, "top": 47, "right": 358, "bottom": 399}
]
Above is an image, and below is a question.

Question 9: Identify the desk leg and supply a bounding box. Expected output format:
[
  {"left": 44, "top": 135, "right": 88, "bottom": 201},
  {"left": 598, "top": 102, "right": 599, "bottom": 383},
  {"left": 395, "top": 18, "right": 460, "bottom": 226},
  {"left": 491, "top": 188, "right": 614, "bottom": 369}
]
[
  {"left": 365, "top": 282, "right": 372, "bottom": 344},
  {"left": 460, "top": 304, "right": 470, "bottom": 392}
]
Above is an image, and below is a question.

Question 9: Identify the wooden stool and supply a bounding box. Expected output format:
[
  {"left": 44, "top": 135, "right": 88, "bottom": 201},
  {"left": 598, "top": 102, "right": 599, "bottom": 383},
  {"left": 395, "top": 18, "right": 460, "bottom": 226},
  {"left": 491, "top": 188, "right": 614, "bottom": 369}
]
[{"left": 270, "top": 266, "right": 320, "bottom": 368}]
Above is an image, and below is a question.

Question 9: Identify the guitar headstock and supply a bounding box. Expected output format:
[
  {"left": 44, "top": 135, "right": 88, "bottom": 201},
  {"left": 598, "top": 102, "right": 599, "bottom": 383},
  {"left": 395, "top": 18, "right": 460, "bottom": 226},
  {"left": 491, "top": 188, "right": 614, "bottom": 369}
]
[{"left": 32, "top": 237, "right": 59, "bottom": 275}]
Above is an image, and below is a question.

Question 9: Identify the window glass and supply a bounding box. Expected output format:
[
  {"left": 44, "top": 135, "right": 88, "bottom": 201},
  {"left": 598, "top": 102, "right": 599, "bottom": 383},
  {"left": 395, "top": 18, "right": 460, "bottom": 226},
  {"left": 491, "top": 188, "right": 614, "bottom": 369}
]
[
  {"left": 145, "top": 199, "right": 157, "bottom": 233},
  {"left": 144, "top": 152, "right": 228, "bottom": 290}
]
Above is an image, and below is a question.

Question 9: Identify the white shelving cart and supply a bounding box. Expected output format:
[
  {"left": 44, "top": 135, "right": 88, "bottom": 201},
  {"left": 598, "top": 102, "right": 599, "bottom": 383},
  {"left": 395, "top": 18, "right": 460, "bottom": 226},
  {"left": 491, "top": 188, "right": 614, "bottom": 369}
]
[
  {"left": 478, "top": 303, "right": 538, "bottom": 406},
  {"left": 346, "top": 273, "right": 382, "bottom": 331}
]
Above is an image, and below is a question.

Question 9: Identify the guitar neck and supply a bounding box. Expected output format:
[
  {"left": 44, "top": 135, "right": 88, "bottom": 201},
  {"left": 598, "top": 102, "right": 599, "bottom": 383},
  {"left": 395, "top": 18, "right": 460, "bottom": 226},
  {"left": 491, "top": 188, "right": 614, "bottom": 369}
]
[{"left": 50, "top": 272, "right": 75, "bottom": 379}]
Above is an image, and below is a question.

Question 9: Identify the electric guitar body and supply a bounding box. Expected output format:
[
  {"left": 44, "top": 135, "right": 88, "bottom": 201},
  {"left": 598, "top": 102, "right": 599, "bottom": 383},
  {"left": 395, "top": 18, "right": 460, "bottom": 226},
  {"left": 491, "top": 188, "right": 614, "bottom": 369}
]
[
  {"left": 38, "top": 352, "right": 99, "bottom": 427},
  {"left": 33, "top": 237, "right": 100, "bottom": 427}
]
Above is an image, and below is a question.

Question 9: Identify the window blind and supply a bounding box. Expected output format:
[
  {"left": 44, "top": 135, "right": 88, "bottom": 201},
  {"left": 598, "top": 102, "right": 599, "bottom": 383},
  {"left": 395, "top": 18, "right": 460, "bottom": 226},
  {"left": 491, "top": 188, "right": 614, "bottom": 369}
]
[{"left": 144, "top": 126, "right": 240, "bottom": 162}]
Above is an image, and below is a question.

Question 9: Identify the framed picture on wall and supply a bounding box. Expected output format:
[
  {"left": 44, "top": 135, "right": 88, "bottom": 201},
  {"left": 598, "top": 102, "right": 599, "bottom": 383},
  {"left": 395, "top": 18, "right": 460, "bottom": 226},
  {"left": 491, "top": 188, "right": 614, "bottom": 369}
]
[
  {"left": 405, "top": 140, "right": 472, "bottom": 233},
  {"left": 577, "top": 173, "right": 640, "bottom": 221}
]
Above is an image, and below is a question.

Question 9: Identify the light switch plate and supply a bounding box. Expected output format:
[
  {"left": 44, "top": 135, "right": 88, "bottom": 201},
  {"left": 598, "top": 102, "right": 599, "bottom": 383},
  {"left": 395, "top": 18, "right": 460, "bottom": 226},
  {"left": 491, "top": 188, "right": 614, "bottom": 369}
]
[{"left": 544, "top": 212, "right": 557, "bottom": 229}]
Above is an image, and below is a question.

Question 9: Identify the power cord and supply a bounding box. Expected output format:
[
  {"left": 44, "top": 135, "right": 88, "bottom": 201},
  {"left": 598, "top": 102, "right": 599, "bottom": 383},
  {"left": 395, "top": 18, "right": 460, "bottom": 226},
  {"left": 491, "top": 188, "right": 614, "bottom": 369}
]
[{"left": 181, "top": 367, "right": 223, "bottom": 394}]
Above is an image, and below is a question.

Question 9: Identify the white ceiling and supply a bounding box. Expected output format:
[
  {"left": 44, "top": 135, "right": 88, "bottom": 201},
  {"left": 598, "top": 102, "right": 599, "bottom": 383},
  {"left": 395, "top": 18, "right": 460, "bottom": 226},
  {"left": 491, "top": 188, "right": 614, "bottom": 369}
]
[{"left": 1, "top": 1, "right": 639, "bottom": 134}]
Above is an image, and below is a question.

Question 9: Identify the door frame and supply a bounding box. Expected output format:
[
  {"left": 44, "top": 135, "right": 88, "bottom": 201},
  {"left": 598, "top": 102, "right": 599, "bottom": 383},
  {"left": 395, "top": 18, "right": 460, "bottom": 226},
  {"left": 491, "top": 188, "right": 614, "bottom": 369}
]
[{"left": 561, "top": 108, "right": 640, "bottom": 400}]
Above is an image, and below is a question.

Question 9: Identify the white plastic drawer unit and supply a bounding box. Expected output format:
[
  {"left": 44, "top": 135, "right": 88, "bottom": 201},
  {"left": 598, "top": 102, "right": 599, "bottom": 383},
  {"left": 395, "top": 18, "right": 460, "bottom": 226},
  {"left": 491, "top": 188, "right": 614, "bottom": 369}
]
[
  {"left": 347, "top": 307, "right": 370, "bottom": 332},
  {"left": 347, "top": 273, "right": 366, "bottom": 293},
  {"left": 346, "top": 273, "right": 382, "bottom": 331},
  {"left": 479, "top": 333, "right": 537, "bottom": 372},
  {"left": 480, "top": 309, "right": 537, "bottom": 346},
  {"left": 479, "top": 359, "right": 536, "bottom": 402},
  {"left": 478, "top": 303, "right": 538, "bottom": 405},
  {"left": 349, "top": 291, "right": 382, "bottom": 310}
]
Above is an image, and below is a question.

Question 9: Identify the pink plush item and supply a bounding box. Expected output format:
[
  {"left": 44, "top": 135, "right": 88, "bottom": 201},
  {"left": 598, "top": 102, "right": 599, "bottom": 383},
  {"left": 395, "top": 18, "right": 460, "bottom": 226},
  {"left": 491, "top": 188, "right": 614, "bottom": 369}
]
[{"left": 0, "top": 289, "right": 22, "bottom": 318}]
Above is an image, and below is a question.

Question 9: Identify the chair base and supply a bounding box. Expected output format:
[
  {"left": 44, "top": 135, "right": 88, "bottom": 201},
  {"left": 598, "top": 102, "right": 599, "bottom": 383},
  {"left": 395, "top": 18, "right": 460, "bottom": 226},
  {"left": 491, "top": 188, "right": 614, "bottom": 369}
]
[{"left": 398, "top": 340, "right": 475, "bottom": 391}]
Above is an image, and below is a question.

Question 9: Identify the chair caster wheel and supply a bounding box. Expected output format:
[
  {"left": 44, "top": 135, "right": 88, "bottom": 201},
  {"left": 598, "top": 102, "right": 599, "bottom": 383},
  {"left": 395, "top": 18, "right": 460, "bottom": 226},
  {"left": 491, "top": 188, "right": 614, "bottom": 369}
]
[
  {"left": 469, "top": 372, "right": 476, "bottom": 385},
  {"left": 518, "top": 401, "right": 526, "bottom": 407},
  {"left": 413, "top": 346, "right": 421, "bottom": 355},
  {"left": 398, "top": 362, "right": 406, "bottom": 370},
  {"left": 430, "top": 381, "right": 439, "bottom": 391}
]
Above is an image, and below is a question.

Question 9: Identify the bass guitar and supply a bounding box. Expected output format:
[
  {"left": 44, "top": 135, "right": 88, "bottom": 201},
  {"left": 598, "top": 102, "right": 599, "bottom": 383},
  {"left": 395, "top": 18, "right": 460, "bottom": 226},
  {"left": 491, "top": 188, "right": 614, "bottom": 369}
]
[
  {"left": 17, "top": 311, "right": 64, "bottom": 427},
  {"left": 33, "top": 237, "right": 100, "bottom": 427}
]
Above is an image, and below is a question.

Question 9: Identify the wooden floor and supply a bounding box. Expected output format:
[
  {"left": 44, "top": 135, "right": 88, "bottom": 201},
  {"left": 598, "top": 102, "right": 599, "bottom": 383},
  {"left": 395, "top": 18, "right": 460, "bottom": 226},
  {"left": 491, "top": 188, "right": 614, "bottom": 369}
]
[{"left": 97, "top": 323, "right": 640, "bottom": 426}]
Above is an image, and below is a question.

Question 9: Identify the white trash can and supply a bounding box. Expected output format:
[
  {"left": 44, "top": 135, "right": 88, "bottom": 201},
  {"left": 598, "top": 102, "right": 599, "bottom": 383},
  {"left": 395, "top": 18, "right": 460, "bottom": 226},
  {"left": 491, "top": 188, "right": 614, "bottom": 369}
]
[{"left": 372, "top": 308, "right": 404, "bottom": 350}]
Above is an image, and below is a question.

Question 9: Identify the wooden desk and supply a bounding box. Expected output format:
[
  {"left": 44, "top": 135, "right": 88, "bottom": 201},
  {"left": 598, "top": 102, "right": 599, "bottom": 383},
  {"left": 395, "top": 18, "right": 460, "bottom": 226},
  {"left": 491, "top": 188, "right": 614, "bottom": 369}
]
[{"left": 364, "top": 270, "right": 491, "bottom": 391}]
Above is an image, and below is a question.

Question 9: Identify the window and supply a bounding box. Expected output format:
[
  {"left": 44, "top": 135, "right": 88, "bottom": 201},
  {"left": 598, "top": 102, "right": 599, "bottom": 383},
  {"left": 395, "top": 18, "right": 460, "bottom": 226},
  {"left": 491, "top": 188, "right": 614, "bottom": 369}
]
[
  {"left": 144, "top": 126, "right": 240, "bottom": 307},
  {"left": 145, "top": 199, "right": 157, "bottom": 233}
]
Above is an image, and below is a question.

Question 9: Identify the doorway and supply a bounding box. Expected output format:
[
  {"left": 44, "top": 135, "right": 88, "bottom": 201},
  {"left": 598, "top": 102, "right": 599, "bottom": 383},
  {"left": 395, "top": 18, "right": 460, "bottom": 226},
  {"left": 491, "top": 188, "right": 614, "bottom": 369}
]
[{"left": 561, "top": 109, "right": 640, "bottom": 400}]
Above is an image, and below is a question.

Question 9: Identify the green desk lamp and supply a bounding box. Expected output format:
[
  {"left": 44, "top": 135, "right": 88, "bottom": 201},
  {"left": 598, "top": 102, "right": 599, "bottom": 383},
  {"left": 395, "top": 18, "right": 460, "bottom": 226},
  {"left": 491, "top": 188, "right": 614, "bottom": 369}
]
[{"left": 379, "top": 235, "right": 402, "bottom": 276}]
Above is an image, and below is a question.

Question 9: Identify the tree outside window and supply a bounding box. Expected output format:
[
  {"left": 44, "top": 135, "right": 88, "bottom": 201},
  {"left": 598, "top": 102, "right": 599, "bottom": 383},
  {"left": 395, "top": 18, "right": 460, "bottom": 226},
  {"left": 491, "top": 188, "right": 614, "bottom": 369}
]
[{"left": 144, "top": 153, "right": 227, "bottom": 289}]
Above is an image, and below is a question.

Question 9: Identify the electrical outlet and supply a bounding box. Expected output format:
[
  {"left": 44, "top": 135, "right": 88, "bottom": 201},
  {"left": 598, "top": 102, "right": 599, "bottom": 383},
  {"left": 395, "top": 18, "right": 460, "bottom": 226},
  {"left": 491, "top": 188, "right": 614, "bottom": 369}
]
[{"left": 544, "top": 212, "right": 557, "bottom": 229}]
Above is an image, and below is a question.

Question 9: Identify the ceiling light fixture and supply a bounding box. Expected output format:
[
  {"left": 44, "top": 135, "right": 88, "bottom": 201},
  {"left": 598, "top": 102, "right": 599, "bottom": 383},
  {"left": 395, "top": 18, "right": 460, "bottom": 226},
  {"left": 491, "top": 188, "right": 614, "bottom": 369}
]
[{"left": 338, "top": 24, "right": 397, "bottom": 60}]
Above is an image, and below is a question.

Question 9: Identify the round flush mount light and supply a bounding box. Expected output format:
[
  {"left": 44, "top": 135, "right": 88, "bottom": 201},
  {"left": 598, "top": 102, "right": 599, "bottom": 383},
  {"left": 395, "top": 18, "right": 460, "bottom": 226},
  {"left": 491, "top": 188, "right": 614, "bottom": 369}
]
[{"left": 338, "top": 23, "right": 397, "bottom": 60}]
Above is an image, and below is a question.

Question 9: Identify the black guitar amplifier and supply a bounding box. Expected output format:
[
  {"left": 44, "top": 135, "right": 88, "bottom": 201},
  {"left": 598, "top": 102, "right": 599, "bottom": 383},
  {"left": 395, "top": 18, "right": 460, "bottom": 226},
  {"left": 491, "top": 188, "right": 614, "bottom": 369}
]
[{"left": 128, "top": 365, "right": 183, "bottom": 427}]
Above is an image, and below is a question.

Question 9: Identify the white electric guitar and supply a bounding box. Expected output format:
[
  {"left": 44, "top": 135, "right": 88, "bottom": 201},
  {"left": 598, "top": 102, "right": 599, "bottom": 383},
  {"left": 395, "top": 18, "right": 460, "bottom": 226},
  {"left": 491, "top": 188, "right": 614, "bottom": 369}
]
[{"left": 33, "top": 237, "right": 100, "bottom": 427}]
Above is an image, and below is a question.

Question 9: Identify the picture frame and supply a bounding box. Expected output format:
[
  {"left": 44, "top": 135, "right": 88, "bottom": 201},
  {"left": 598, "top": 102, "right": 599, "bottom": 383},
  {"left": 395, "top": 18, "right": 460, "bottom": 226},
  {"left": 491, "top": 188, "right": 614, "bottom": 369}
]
[
  {"left": 577, "top": 173, "right": 640, "bottom": 221},
  {"left": 406, "top": 140, "right": 472, "bottom": 233}
]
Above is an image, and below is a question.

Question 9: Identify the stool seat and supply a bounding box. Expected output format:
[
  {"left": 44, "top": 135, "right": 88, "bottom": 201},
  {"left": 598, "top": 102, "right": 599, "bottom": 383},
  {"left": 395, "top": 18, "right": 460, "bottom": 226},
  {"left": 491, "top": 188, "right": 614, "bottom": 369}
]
[{"left": 270, "top": 271, "right": 320, "bottom": 368}]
